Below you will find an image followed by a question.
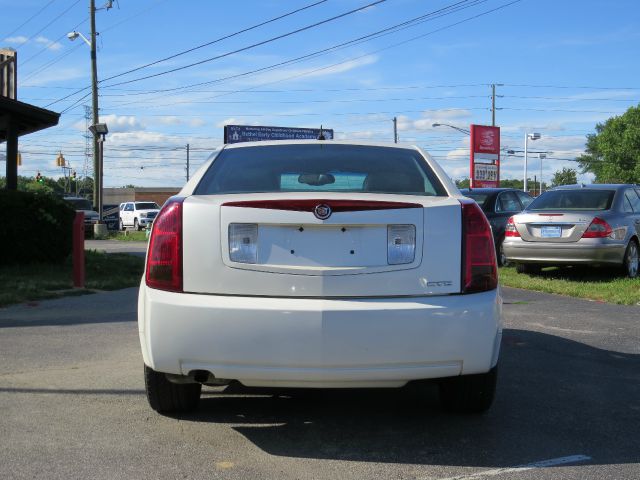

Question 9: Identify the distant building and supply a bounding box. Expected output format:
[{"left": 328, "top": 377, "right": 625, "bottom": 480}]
[{"left": 104, "top": 187, "right": 180, "bottom": 207}]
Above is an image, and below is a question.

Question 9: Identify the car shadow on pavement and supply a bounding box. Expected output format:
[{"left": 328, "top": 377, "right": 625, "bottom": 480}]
[
  {"left": 531, "top": 265, "right": 628, "bottom": 282},
  {"left": 177, "top": 328, "right": 640, "bottom": 468}
]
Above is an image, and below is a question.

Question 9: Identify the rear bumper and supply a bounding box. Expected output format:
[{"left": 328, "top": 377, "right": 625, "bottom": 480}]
[
  {"left": 503, "top": 238, "right": 625, "bottom": 265},
  {"left": 138, "top": 286, "right": 502, "bottom": 388}
]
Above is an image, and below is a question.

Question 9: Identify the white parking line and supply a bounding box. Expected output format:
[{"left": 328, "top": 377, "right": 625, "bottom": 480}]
[{"left": 435, "top": 455, "right": 591, "bottom": 480}]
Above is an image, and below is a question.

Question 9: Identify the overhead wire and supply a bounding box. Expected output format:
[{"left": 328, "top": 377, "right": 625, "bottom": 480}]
[
  {"left": 97, "top": 0, "right": 519, "bottom": 112},
  {"left": 11, "top": 0, "right": 83, "bottom": 50},
  {"left": 48, "top": 0, "right": 483, "bottom": 108},
  {"left": 1, "top": 0, "right": 58, "bottom": 39},
  {"left": 101, "top": 0, "right": 388, "bottom": 88},
  {"left": 100, "top": 0, "right": 329, "bottom": 83},
  {"left": 102, "top": 0, "right": 489, "bottom": 99}
]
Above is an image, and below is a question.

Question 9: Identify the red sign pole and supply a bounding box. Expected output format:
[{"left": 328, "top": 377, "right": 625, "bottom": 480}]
[
  {"left": 470, "top": 125, "right": 501, "bottom": 188},
  {"left": 73, "top": 212, "right": 85, "bottom": 288},
  {"left": 470, "top": 126, "right": 477, "bottom": 188}
]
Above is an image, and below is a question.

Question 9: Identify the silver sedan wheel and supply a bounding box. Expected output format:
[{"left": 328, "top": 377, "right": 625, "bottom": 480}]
[{"left": 624, "top": 240, "right": 639, "bottom": 278}]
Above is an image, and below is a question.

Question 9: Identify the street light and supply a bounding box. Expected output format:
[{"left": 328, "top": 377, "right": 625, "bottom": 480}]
[
  {"left": 432, "top": 123, "right": 471, "bottom": 135},
  {"left": 66, "top": 31, "right": 91, "bottom": 46},
  {"left": 524, "top": 132, "right": 541, "bottom": 193},
  {"left": 88, "top": 123, "right": 108, "bottom": 222},
  {"left": 66, "top": 0, "right": 109, "bottom": 213}
]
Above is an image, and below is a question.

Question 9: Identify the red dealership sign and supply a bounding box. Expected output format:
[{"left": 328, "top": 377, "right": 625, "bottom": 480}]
[{"left": 470, "top": 125, "right": 500, "bottom": 188}]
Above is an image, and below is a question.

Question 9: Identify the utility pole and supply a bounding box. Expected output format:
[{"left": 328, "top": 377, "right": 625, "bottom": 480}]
[
  {"left": 89, "top": 0, "right": 100, "bottom": 210},
  {"left": 490, "top": 83, "right": 503, "bottom": 127},
  {"left": 393, "top": 117, "right": 398, "bottom": 143},
  {"left": 186, "top": 144, "right": 190, "bottom": 181}
]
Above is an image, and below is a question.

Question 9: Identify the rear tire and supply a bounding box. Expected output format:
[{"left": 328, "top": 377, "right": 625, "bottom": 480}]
[
  {"left": 439, "top": 366, "right": 497, "bottom": 414},
  {"left": 622, "top": 239, "right": 639, "bottom": 278},
  {"left": 516, "top": 263, "right": 541, "bottom": 274},
  {"left": 144, "top": 365, "right": 201, "bottom": 414},
  {"left": 496, "top": 239, "right": 508, "bottom": 267}
]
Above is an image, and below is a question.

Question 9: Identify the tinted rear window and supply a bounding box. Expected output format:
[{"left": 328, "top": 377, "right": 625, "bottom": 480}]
[
  {"left": 528, "top": 190, "right": 615, "bottom": 211},
  {"left": 136, "top": 202, "right": 159, "bottom": 210},
  {"left": 195, "top": 144, "right": 446, "bottom": 196},
  {"left": 463, "top": 193, "right": 489, "bottom": 209}
]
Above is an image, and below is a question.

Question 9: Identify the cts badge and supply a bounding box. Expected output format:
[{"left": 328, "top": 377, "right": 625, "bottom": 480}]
[{"left": 313, "top": 204, "right": 332, "bottom": 220}]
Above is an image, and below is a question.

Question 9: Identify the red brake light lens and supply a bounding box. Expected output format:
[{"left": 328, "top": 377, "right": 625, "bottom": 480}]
[
  {"left": 505, "top": 216, "right": 520, "bottom": 237},
  {"left": 145, "top": 198, "right": 184, "bottom": 292},
  {"left": 461, "top": 200, "right": 498, "bottom": 294},
  {"left": 581, "top": 217, "right": 613, "bottom": 238}
]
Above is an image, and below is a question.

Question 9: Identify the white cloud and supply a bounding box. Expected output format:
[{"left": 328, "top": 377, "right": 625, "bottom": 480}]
[
  {"left": 397, "top": 109, "right": 472, "bottom": 132},
  {"left": 3, "top": 35, "right": 61, "bottom": 51},
  {"left": 189, "top": 118, "right": 206, "bottom": 127},
  {"left": 244, "top": 55, "right": 379, "bottom": 86},
  {"left": 101, "top": 114, "right": 146, "bottom": 133},
  {"left": 3, "top": 36, "right": 27, "bottom": 44},
  {"left": 34, "top": 36, "right": 62, "bottom": 51},
  {"left": 21, "top": 66, "right": 86, "bottom": 87},
  {"left": 158, "top": 116, "right": 182, "bottom": 126},
  {"left": 216, "top": 118, "right": 240, "bottom": 128}
]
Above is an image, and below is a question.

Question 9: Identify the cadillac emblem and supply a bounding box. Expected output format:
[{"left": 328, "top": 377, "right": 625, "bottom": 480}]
[{"left": 313, "top": 204, "right": 332, "bottom": 220}]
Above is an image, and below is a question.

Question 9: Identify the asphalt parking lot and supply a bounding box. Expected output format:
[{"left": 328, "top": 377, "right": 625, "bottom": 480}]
[{"left": 0, "top": 286, "right": 638, "bottom": 480}]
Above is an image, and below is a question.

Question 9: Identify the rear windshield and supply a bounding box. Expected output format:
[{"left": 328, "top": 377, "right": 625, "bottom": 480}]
[
  {"left": 65, "top": 198, "right": 92, "bottom": 210},
  {"left": 195, "top": 144, "right": 447, "bottom": 196},
  {"left": 528, "top": 190, "right": 615, "bottom": 211},
  {"left": 136, "top": 202, "right": 159, "bottom": 210},
  {"left": 463, "top": 192, "right": 489, "bottom": 209}
]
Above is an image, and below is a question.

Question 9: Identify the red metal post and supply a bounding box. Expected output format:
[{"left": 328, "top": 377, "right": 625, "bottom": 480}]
[{"left": 73, "top": 212, "right": 85, "bottom": 288}]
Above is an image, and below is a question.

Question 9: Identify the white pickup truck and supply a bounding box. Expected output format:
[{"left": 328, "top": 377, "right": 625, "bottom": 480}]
[{"left": 119, "top": 201, "right": 160, "bottom": 231}]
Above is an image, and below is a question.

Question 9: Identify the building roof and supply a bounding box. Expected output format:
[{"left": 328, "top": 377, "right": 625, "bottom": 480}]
[{"left": 0, "top": 96, "right": 60, "bottom": 141}]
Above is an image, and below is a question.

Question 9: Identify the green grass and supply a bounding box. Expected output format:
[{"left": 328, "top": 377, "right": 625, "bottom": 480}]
[
  {"left": 499, "top": 265, "right": 640, "bottom": 305},
  {"left": 0, "top": 250, "right": 145, "bottom": 307},
  {"left": 106, "top": 231, "right": 149, "bottom": 242}
]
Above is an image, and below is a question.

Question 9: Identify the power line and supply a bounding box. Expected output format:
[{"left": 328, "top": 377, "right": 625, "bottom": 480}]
[
  {"left": 98, "top": 0, "right": 518, "bottom": 111},
  {"left": 11, "top": 0, "right": 83, "bottom": 50},
  {"left": 46, "top": 0, "right": 513, "bottom": 109},
  {"left": 504, "top": 83, "right": 640, "bottom": 90},
  {"left": 101, "top": 0, "right": 388, "bottom": 88},
  {"left": 1, "top": 0, "right": 58, "bottom": 39},
  {"left": 100, "top": 0, "right": 329, "bottom": 83}
]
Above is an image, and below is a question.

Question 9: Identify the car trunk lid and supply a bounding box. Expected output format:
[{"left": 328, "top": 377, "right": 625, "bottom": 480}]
[
  {"left": 514, "top": 211, "right": 601, "bottom": 242},
  {"left": 181, "top": 193, "right": 463, "bottom": 297}
]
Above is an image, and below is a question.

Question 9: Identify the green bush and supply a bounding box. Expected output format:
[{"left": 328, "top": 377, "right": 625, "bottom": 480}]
[{"left": 0, "top": 190, "right": 76, "bottom": 265}]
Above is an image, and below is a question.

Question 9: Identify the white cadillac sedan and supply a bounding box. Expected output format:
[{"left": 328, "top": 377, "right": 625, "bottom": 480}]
[{"left": 138, "top": 140, "right": 502, "bottom": 414}]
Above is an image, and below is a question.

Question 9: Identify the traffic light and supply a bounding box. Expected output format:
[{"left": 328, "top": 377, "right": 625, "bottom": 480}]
[
  {"left": 71, "top": 170, "right": 77, "bottom": 180},
  {"left": 36, "top": 172, "right": 43, "bottom": 183},
  {"left": 55, "top": 152, "right": 65, "bottom": 167}
]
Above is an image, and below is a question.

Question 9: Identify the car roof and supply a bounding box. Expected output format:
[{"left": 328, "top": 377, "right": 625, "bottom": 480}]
[
  {"left": 461, "top": 188, "right": 519, "bottom": 193},
  {"left": 222, "top": 139, "right": 422, "bottom": 151},
  {"left": 549, "top": 183, "right": 638, "bottom": 191}
]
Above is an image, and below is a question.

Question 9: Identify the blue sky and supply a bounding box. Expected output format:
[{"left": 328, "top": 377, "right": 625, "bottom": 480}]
[{"left": 2, "top": 0, "right": 640, "bottom": 187}]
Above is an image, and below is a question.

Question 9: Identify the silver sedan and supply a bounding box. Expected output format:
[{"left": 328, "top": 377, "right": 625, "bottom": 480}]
[{"left": 503, "top": 184, "right": 640, "bottom": 277}]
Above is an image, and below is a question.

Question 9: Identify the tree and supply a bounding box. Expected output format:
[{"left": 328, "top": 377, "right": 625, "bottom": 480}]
[
  {"left": 551, "top": 167, "right": 578, "bottom": 187},
  {"left": 577, "top": 104, "right": 640, "bottom": 183},
  {"left": 455, "top": 178, "right": 470, "bottom": 189}
]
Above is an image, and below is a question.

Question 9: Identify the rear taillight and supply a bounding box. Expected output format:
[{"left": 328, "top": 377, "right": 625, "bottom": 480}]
[
  {"left": 145, "top": 198, "right": 184, "bottom": 292},
  {"left": 387, "top": 224, "right": 416, "bottom": 265},
  {"left": 581, "top": 217, "right": 613, "bottom": 238},
  {"left": 229, "top": 223, "right": 258, "bottom": 264},
  {"left": 505, "top": 216, "right": 520, "bottom": 237},
  {"left": 461, "top": 200, "right": 498, "bottom": 294}
]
